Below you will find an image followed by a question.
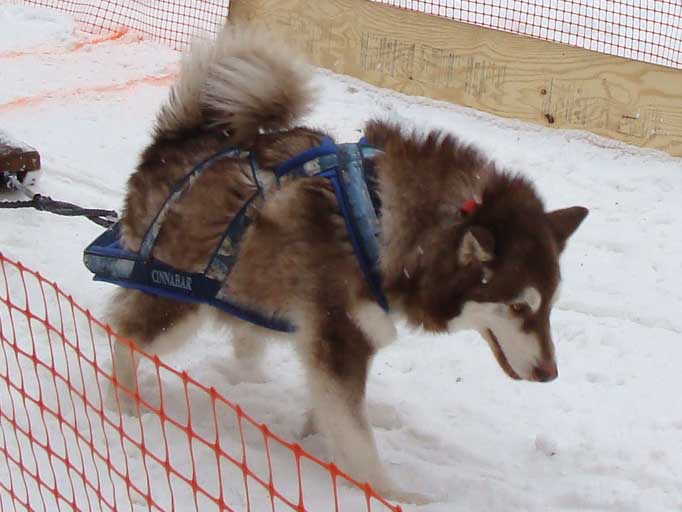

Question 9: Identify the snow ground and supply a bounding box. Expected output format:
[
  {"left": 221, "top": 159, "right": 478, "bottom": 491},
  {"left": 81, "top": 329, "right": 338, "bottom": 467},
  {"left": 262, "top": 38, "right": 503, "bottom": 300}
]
[{"left": 1, "top": 4, "right": 682, "bottom": 511}]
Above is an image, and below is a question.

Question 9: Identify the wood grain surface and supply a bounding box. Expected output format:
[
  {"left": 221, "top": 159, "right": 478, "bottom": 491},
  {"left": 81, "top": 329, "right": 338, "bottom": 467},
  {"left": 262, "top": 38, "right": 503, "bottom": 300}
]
[{"left": 230, "top": 0, "right": 682, "bottom": 157}]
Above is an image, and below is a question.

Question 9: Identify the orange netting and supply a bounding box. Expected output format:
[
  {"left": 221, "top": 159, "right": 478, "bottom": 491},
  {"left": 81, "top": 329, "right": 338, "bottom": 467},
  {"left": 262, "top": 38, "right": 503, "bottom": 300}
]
[{"left": 0, "top": 252, "right": 401, "bottom": 512}]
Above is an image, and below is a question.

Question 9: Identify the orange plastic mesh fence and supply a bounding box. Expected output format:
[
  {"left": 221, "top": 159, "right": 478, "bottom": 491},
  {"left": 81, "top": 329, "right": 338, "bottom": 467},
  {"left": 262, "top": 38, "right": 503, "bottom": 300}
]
[{"left": 0, "top": 252, "right": 401, "bottom": 512}]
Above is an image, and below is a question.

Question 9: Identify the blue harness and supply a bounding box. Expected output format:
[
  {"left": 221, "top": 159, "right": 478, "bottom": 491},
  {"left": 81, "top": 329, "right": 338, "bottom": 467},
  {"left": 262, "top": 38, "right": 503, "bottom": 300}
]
[{"left": 83, "top": 136, "right": 387, "bottom": 332}]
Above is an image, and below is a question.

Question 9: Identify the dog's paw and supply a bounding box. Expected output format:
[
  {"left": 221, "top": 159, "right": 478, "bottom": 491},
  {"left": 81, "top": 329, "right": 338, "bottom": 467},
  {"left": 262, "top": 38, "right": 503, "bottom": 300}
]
[
  {"left": 383, "top": 488, "right": 432, "bottom": 506},
  {"left": 359, "top": 470, "right": 433, "bottom": 506},
  {"left": 299, "top": 410, "right": 318, "bottom": 438},
  {"left": 360, "top": 477, "right": 432, "bottom": 507},
  {"left": 105, "top": 381, "right": 139, "bottom": 417},
  {"left": 368, "top": 402, "right": 402, "bottom": 430},
  {"left": 105, "top": 381, "right": 155, "bottom": 417}
]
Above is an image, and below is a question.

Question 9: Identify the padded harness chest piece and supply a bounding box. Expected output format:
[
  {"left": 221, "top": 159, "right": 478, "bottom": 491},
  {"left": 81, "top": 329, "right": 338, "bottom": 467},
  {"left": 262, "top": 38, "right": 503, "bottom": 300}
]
[{"left": 84, "top": 136, "right": 387, "bottom": 332}]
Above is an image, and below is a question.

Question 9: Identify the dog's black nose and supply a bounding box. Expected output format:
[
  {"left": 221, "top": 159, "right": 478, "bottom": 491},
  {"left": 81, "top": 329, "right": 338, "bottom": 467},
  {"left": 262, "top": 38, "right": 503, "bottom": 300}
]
[{"left": 532, "top": 360, "right": 558, "bottom": 382}]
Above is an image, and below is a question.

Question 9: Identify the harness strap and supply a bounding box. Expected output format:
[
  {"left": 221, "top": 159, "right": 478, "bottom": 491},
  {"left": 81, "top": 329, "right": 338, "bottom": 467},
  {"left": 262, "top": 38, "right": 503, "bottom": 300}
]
[
  {"left": 275, "top": 139, "right": 388, "bottom": 311},
  {"left": 139, "top": 147, "right": 246, "bottom": 259},
  {"left": 330, "top": 144, "right": 387, "bottom": 310},
  {"left": 204, "top": 191, "right": 258, "bottom": 281},
  {"left": 274, "top": 136, "right": 337, "bottom": 178}
]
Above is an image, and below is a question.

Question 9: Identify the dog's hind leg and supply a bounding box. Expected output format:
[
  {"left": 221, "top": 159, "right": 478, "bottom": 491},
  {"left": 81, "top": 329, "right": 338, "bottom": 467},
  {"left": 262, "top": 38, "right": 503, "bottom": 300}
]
[
  {"left": 301, "top": 307, "right": 392, "bottom": 495},
  {"left": 106, "top": 288, "right": 198, "bottom": 415}
]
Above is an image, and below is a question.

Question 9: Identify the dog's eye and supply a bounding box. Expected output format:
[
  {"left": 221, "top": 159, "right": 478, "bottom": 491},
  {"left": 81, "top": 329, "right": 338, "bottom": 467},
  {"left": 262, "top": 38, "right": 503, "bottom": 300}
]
[{"left": 509, "top": 303, "right": 530, "bottom": 315}]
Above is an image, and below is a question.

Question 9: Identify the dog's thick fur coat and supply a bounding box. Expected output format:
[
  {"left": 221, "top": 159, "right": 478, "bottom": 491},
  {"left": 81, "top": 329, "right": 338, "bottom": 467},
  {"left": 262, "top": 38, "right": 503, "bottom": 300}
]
[{"left": 108, "top": 24, "right": 588, "bottom": 499}]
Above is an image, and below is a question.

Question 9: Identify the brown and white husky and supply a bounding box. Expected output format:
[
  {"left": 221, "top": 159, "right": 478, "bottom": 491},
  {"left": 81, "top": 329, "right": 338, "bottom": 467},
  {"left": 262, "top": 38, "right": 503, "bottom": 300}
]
[{"left": 107, "top": 24, "right": 588, "bottom": 498}]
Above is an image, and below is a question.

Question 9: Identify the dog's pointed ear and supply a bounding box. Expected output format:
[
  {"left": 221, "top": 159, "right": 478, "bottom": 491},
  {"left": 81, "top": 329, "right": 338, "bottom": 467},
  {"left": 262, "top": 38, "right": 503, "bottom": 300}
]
[
  {"left": 547, "top": 206, "right": 589, "bottom": 251},
  {"left": 458, "top": 226, "right": 494, "bottom": 265}
]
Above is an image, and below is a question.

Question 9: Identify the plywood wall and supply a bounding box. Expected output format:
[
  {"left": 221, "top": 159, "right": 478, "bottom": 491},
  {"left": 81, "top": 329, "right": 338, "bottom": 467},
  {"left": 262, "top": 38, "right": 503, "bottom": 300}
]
[{"left": 230, "top": 0, "right": 682, "bottom": 158}]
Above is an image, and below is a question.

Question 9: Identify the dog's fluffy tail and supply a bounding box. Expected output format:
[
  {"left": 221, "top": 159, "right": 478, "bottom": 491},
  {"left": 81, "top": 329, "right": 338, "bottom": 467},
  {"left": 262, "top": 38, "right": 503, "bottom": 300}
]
[{"left": 155, "top": 25, "right": 315, "bottom": 143}]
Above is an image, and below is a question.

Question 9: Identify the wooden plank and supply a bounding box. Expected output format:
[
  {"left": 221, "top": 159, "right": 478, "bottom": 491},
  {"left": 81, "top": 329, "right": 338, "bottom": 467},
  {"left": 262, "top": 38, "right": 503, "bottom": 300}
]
[
  {"left": 230, "top": 0, "right": 682, "bottom": 157},
  {"left": 0, "top": 131, "right": 41, "bottom": 174}
]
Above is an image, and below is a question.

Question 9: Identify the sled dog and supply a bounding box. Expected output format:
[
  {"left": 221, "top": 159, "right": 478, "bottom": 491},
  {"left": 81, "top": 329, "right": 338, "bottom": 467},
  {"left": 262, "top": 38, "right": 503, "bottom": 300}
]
[{"left": 107, "top": 24, "right": 588, "bottom": 498}]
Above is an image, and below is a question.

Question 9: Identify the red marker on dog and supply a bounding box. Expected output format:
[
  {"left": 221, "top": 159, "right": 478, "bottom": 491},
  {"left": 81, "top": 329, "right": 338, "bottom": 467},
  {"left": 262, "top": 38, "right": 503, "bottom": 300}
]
[{"left": 460, "top": 199, "right": 478, "bottom": 216}]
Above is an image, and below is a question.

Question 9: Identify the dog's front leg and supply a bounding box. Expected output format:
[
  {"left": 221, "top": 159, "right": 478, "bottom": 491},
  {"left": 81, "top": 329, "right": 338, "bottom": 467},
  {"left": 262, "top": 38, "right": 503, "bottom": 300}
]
[
  {"left": 106, "top": 289, "right": 198, "bottom": 416},
  {"left": 110, "top": 338, "right": 141, "bottom": 416},
  {"left": 302, "top": 310, "right": 391, "bottom": 495}
]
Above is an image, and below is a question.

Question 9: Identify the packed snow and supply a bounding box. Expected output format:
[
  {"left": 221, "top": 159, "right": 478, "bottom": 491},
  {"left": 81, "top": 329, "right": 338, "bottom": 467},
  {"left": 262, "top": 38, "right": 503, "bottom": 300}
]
[{"left": 1, "top": 4, "right": 681, "bottom": 511}]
